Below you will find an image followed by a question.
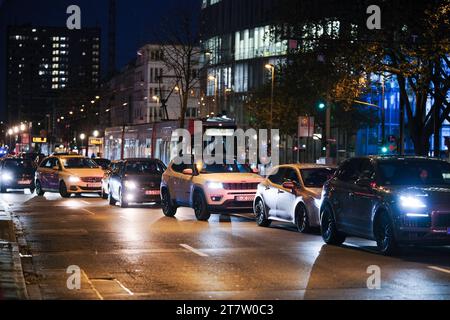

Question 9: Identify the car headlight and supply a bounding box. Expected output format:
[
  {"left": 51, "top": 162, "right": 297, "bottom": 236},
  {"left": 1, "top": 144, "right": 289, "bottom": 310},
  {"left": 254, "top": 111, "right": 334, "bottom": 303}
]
[
  {"left": 207, "top": 182, "right": 223, "bottom": 190},
  {"left": 400, "top": 195, "right": 426, "bottom": 209},
  {"left": 68, "top": 176, "right": 81, "bottom": 183},
  {"left": 124, "top": 181, "right": 137, "bottom": 190},
  {"left": 2, "top": 173, "right": 12, "bottom": 181}
]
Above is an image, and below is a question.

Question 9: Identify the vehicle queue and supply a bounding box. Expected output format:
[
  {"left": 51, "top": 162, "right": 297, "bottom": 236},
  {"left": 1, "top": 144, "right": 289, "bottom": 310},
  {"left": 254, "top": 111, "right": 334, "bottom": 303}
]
[{"left": 0, "top": 151, "right": 449, "bottom": 256}]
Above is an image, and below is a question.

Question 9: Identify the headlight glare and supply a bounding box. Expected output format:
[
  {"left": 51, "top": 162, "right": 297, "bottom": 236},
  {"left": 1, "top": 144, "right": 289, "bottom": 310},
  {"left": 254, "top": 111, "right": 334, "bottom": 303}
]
[
  {"left": 207, "top": 182, "right": 223, "bottom": 189},
  {"left": 2, "top": 173, "right": 13, "bottom": 181},
  {"left": 400, "top": 195, "right": 426, "bottom": 209},
  {"left": 124, "top": 181, "right": 137, "bottom": 189},
  {"left": 68, "top": 176, "right": 81, "bottom": 183}
]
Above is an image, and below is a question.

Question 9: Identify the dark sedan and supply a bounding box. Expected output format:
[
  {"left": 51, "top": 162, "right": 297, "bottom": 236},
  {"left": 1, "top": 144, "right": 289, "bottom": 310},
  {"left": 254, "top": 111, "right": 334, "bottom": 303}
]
[
  {"left": 320, "top": 156, "right": 450, "bottom": 255},
  {"left": 107, "top": 158, "right": 166, "bottom": 208},
  {"left": 0, "top": 158, "right": 36, "bottom": 193}
]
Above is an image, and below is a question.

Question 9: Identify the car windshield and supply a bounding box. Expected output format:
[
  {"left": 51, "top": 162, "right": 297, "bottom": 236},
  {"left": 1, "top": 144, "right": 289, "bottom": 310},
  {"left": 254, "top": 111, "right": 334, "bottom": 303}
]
[
  {"left": 4, "top": 159, "right": 34, "bottom": 172},
  {"left": 125, "top": 161, "right": 164, "bottom": 174},
  {"left": 300, "top": 168, "right": 336, "bottom": 188},
  {"left": 198, "top": 162, "right": 252, "bottom": 174},
  {"left": 378, "top": 160, "right": 450, "bottom": 186},
  {"left": 61, "top": 157, "right": 99, "bottom": 169}
]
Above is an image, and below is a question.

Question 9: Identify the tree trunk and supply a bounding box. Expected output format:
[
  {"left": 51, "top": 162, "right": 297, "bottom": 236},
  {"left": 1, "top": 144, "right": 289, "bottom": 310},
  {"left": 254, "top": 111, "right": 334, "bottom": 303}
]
[{"left": 409, "top": 121, "right": 431, "bottom": 156}]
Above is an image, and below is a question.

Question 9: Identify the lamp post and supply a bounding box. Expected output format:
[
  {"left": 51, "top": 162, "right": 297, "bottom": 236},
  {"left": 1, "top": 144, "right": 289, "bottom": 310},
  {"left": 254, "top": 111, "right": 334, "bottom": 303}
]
[
  {"left": 152, "top": 96, "right": 160, "bottom": 123},
  {"left": 265, "top": 64, "right": 275, "bottom": 130},
  {"left": 208, "top": 75, "right": 218, "bottom": 116},
  {"left": 80, "top": 133, "right": 86, "bottom": 156}
]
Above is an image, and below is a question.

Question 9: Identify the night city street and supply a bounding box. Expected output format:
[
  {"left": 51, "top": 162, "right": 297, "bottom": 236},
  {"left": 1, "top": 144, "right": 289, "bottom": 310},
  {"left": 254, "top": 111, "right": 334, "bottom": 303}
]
[
  {"left": 3, "top": 192, "right": 450, "bottom": 300},
  {"left": 1, "top": 0, "right": 450, "bottom": 312}
]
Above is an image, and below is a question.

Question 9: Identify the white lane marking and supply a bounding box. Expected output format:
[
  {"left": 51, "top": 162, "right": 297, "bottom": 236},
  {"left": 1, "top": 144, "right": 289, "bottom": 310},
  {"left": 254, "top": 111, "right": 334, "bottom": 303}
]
[
  {"left": 81, "top": 200, "right": 91, "bottom": 205},
  {"left": 81, "top": 270, "right": 104, "bottom": 300},
  {"left": 429, "top": 266, "right": 450, "bottom": 275},
  {"left": 82, "top": 208, "right": 96, "bottom": 215},
  {"left": 114, "top": 279, "right": 134, "bottom": 296},
  {"left": 180, "top": 244, "right": 209, "bottom": 257}
]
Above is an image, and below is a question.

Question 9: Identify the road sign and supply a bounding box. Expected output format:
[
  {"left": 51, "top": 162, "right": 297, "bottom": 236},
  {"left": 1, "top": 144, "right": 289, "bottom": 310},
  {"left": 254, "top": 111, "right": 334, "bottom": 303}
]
[{"left": 298, "top": 116, "right": 314, "bottom": 138}]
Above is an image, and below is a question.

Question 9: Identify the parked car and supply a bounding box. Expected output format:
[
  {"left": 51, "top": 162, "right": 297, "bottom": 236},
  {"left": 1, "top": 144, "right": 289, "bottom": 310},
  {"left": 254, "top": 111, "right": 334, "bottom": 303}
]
[
  {"left": 160, "top": 160, "right": 263, "bottom": 221},
  {"left": 93, "top": 158, "right": 111, "bottom": 171},
  {"left": 107, "top": 158, "right": 166, "bottom": 207},
  {"left": 0, "top": 158, "right": 36, "bottom": 193},
  {"left": 320, "top": 156, "right": 450, "bottom": 255},
  {"left": 35, "top": 155, "right": 104, "bottom": 197},
  {"left": 101, "top": 160, "right": 123, "bottom": 199},
  {"left": 254, "top": 164, "right": 336, "bottom": 232}
]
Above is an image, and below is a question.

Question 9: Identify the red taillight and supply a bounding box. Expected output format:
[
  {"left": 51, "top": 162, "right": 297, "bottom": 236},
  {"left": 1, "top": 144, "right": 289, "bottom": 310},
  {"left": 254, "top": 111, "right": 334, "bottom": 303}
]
[{"left": 370, "top": 182, "right": 377, "bottom": 188}]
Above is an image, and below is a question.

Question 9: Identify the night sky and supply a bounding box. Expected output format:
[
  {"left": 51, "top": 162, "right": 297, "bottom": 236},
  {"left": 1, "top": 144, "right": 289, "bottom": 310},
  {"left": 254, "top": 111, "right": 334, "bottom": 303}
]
[{"left": 0, "top": 0, "right": 201, "bottom": 120}]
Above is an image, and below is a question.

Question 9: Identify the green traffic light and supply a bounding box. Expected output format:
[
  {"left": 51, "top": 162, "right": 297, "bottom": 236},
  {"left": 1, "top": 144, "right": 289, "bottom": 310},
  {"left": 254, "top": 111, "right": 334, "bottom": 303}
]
[
  {"left": 381, "top": 146, "right": 388, "bottom": 154},
  {"left": 318, "top": 103, "right": 326, "bottom": 110}
]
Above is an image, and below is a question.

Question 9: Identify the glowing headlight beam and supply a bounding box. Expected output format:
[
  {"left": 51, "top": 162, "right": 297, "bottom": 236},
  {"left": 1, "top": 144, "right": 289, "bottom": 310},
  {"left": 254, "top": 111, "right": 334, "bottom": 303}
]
[
  {"left": 400, "top": 195, "right": 426, "bottom": 209},
  {"left": 207, "top": 182, "right": 223, "bottom": 189}
]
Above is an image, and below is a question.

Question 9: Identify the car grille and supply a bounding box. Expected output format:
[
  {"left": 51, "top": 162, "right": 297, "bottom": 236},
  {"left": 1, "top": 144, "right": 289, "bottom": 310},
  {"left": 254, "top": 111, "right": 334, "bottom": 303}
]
[
  {"left": 80, "top": 177, "right": 102, "bottom": 183},
  {"left": 223, "top": 183, "right": 259, "bottom": 190},
  {"left": 432, "top": 212, "right": 450, "bottom": 228}
]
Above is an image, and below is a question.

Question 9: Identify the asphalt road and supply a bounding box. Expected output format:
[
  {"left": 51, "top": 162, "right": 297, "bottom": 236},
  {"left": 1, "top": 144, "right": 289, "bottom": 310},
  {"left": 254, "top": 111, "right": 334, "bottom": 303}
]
[{"left": 2, "top": 191, "right": 450, "bottom": 300}]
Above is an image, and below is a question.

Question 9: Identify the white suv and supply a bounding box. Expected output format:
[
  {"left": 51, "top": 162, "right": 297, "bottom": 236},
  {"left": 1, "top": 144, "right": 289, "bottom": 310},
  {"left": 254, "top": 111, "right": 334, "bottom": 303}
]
[{"left": 160, "top": 161, "right": 263, "bottom": 220}]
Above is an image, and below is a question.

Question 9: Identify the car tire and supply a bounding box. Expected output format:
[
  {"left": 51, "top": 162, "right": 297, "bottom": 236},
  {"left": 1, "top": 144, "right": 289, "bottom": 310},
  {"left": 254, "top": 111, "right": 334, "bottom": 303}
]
[
  {"left": 374, "top": 212, "right": 398, "bottom": 256},
  {"left": 295, "top": 204, "right": 311, "bottom": 233},
  {"left": 193, "top": 191, "right": 210, "bottom": 221},
  {"left": 35, "top": 180, "right": 45, "bottom": 196},
  {"left": 254, "top": 198, "right": 271, "bottom": 227},
  {"left": 59, "top": 181, "right": 71, "bottom": 198},
  {"left": 108, "top": 187, "right": 117, "bottom": 206},
  {"left": 321, "top": 206, "right": 346, "bottom": 245},
  {"left": 29, "top": 187, "right": 35, "bottom": 194},
  {"left": 119, "top": 188, "right": 128, "bottom": 208},
  {"left": 101, "top": 187, "right": 108, "bottom": 199},
  {"left": 161, "top": 189, "right": 177, "bottom": 217}
]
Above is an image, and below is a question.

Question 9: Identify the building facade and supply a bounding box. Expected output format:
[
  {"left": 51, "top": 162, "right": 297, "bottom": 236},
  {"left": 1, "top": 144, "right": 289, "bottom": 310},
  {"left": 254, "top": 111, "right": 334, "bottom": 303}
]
[
  {"left": 100, "top": 44, "right": 200, "bottom": 128},
  {"left": 6, "top": 26, "right": 101, "bottom": 126}
]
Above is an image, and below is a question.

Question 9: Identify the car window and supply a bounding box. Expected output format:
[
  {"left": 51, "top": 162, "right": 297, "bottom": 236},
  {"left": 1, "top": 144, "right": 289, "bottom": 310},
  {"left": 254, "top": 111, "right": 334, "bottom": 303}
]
[
  {"left": 268, "top": 167, "right": 286, "bottom": 185},
  {"left": 171, "top": 163, "right": 187, "bottom": 173},
  {"left": 61, "top": 157, "right": 99, "bottom": 169},
  {"left": 4, "top": 159, "right": 34, "bottom": 172},
  {"left": 283, "top": 168, "right": 300, "bottom": 184},
  {"left": 359, "top": 159, "right": 375, "bottom": 180},
  {"left": 125, "top": 161, "right": 164, "bottom": 174},
  {"left": 300, "top": 168, "right": 336, "bottom": 188},
  {"left": 336, "top": 159, "right": 361, "bottom": 182}
]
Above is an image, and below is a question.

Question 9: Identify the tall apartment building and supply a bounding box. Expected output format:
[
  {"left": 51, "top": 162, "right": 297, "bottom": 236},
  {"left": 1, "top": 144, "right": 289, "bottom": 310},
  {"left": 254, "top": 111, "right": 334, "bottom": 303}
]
[{"left": 6, "top": 26, "right": 101, "bottom": 125}]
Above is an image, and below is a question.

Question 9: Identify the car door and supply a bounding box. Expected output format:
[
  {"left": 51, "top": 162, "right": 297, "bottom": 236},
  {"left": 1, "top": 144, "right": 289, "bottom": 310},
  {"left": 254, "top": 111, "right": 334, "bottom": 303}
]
[
  {"left": 169, "top": 163, "right": 186, "bottom": 202},
  {"left": 276, "top": 167, "right": 300, "bottom": 221},
  {"left": 263, "top": 167, "right": 286, "bottom": 218},
  {"left": 38, "top": 158, "right": 53, "bottom": 190},
  {"left": 331, "top": 159, "right": 362, "bottom": 231},
  {"left": 109, "top": 163, "right": 123, "bottom": 199},
  {"left": 48, "top": 158, "right": 62, "bottom": 190},
  {"left": 350, "top": 159, "right": 377, "bottom": 237}
]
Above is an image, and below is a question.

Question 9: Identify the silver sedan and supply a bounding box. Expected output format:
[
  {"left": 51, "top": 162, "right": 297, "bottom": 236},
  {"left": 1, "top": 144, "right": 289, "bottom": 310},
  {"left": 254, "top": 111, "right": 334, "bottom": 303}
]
[{"left": 253, "top": 164, "right": 336, "bottom": 233}]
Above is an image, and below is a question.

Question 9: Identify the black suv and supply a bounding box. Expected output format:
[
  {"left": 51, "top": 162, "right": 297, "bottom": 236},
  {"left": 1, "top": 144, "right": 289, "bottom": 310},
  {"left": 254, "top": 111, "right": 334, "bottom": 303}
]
[{"left": 320, "top": 156, "right": 450, "bottom": 255}]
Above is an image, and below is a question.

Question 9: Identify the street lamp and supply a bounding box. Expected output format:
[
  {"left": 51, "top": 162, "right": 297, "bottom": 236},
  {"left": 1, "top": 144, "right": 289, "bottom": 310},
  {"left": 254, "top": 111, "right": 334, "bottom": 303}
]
[
  {"left": 14, "top": 126, "right": 19, "bottom": 134},
  {"left": 265, "top": 64, "right": 275, "bottom": 129},
  {"left": 208, "top": 75, "right": 218, "bottom": 115},
  {"left": 20, "top": 123, "right": 26, "bottom": 131},
  {"left": 80, "top": 133, "right": 86, "bottom": 156},
  {"left": 93, "top": 130, "right": 99, "bottom": 138}
]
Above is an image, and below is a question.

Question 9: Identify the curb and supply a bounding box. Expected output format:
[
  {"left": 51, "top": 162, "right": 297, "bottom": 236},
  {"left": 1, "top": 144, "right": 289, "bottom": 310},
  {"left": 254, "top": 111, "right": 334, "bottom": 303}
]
[{"left": 0, "top": 206, "right": 29, "bottom": 300}]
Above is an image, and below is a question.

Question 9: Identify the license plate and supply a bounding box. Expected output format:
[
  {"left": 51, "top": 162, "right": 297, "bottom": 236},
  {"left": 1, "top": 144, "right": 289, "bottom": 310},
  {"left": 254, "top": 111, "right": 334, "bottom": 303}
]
[
  {"left": 236, "top": 195, "right": 255, "bottom": 202},
  {"left": 87, "top": 183, "right": 101, "bottom": 188},
  {"left": 18, "top": 180, "right": 31, "bottom": 185},
  {"left": 145, "top": 190, "right": 160, "bottom": 196}
]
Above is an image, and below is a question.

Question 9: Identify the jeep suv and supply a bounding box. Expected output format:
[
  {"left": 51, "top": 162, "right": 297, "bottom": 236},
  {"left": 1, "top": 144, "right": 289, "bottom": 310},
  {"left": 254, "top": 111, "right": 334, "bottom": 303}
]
[{"left": 160, "top": 161, "right": 263, "bottom": 220}]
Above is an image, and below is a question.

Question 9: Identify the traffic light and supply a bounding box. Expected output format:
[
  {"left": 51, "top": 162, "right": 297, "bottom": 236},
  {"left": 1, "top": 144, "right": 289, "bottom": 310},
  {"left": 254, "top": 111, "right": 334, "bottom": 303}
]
[
  {"left": 318, "top": 102, "right": 326, "bottom": 110},
  {"left": 381, "top": 146, "right": 388, "bottom": 154},
  {"left": 380, "top": 135, "right": 398, "bottom": 155}
]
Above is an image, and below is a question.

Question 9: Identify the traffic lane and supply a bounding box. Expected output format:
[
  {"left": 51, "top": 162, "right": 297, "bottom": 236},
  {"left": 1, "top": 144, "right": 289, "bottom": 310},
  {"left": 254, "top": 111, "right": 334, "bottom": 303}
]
[{"left": 6, "top": 193, "right": 450, "bottom": 300}]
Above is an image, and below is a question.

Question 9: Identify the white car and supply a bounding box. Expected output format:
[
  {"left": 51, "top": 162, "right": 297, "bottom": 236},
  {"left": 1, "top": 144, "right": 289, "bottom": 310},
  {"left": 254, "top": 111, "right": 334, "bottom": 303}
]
[
  {"left": 35, "top": 155, "right": 104, "bottom": 197},
  {"left": 253, "top": 164, "right": 336, "bottom": 232}
]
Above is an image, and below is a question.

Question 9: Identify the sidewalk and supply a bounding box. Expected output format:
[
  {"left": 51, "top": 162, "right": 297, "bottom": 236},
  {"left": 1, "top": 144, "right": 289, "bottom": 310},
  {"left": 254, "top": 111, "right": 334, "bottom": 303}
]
[{"left": 0, "top": 210, "right": 28, "bottom": 300}]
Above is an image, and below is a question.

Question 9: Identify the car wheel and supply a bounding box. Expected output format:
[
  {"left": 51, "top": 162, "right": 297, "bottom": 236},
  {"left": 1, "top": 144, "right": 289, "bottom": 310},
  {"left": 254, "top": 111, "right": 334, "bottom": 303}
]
[
  {"left": 374, "top": 212, "right": 398, "bottom": 256},
  {"left": 29, "top": 187, "right": 36, "bottom": 194},
  {"left": 254, "top": 198, "right": 271, "bottom": 227},
  {"left": 119, "top": 188, "right": 128, "bottom": 208},
  {"left": 193, "top": 191, "right": 210, "bottom": 221},
  {"left": 295, "top": 204, "right": 310, "bottom": 233},
  {"left": 161, "top": 189, "right": 177, "bottom": 217},
  {"left": 321, "top": 206, "right": 346, "bottom": 245},
  {"left": 108, "top": 187, "right": 117, "bottom": 206},
  {"left": 59, "top": 181, "right": 71, "bottom": 198},
  {"left": 101, "top": 187, "right": 108, "bottom": 199},
  {"left": 35, "top": 180, "right": 45, "bottom": 196}
]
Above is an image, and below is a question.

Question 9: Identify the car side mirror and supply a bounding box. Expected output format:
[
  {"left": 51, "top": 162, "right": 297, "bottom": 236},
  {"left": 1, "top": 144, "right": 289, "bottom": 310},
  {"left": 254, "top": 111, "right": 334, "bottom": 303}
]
[
  {"left": 252, "top": 167, "right": 260, "bottom": 174},
  {"left": 182, "top": 168, "right": 193, "bottom": 175},
  {"left": 282, "top": 181, "right": 296, "bottom": 190}
]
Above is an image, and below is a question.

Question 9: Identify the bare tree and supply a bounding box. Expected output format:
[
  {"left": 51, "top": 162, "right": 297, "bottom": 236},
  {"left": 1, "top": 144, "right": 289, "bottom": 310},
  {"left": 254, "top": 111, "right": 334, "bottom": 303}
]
[{"left": 155, "top": 3, "right": 204, "bottom": 128}]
